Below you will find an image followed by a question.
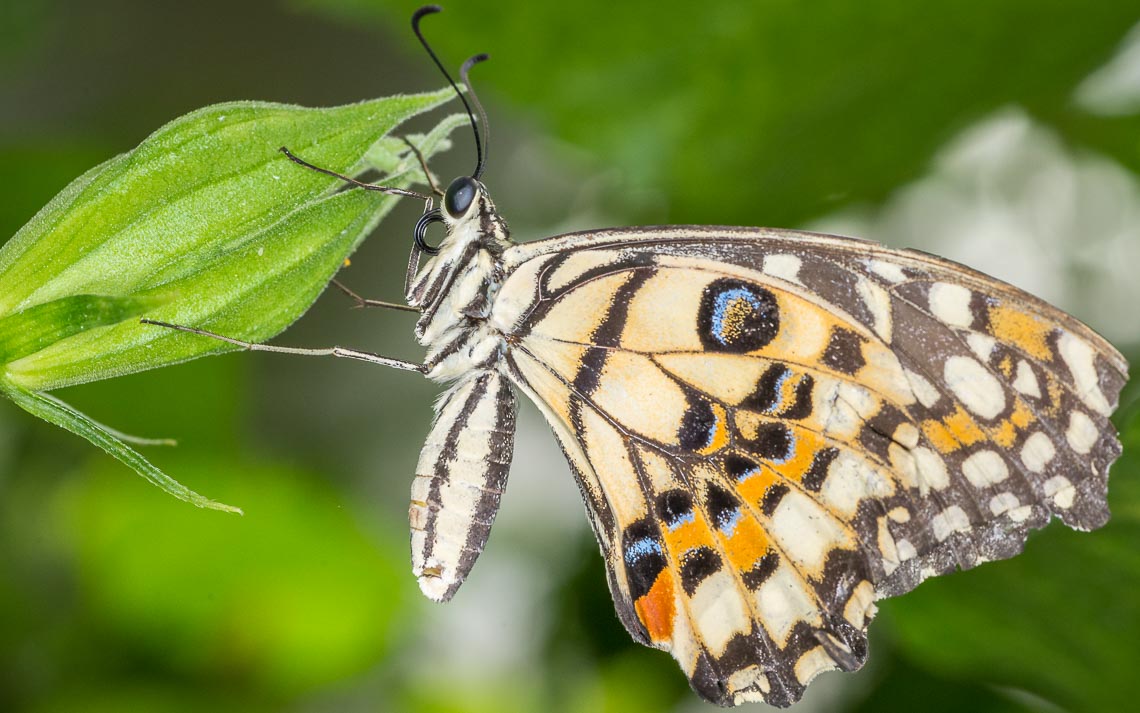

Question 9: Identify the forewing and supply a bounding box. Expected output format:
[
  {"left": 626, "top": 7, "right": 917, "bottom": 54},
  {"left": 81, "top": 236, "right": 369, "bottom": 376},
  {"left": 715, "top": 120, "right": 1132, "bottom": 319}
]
[{"left": 491, "top": 226, "right": 1126, "bottom": 707}]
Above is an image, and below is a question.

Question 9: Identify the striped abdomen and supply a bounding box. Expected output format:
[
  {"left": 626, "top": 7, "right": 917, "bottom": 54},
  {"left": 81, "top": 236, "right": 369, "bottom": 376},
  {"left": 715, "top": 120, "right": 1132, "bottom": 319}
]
[{"left": 410, "top": 369, "right": 517, "bottom": 601}]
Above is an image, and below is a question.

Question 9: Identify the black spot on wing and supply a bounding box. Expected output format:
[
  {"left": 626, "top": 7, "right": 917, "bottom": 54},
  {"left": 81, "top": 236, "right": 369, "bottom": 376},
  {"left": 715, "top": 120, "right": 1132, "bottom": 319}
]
[
  {"left": 725, "top": 453, "right": 761, "bottom": 482},
  {"left": 741, "top": 364, "right": 790, "bottom": 412},
  {"left": 801, "top": 447, "right": 840, "bottom": 492},
  {"left": 858, "top": 403, "right": 910, "bottom": 461},
  {"left": 747, "top": 423, "right": 795, "bottom": 463},
  {"left": 781, "top": 373, "right": 815, "bottom": 420},
  {"left": 705, "top": 481, "right": 742, "bottom": 532},
  {"left": 678, "top": 396, "right": 717, "bottom": 451},
  {"left": 680, "top": 546, "right": 723, "bottom": 596},
  {"left": 761, "top": 483, "right": 789, "bottom": 516},
  {"left": 820, "top": 326, "right": 867, "bottom": 375},
  {"left": 571, "top": 346, "right": 608, "bottom": 397},
  {"left": 566, "top": 268, "right": 656, "bottom": 399},
  {"left": 657, "top": 489, "right": 694, "bottom": 529},
  {"left": 742, "top": 550, "right": 779, "bottom": 590},
  {"left": 621, "top": 518, "right": 667, "bottom": 601}
]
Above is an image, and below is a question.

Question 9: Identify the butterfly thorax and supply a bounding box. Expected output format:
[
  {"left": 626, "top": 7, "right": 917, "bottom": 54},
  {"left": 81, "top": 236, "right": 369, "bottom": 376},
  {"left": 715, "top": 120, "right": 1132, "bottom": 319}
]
[{"left": 407, "top": 186, "right": 512, "bottom": 383}]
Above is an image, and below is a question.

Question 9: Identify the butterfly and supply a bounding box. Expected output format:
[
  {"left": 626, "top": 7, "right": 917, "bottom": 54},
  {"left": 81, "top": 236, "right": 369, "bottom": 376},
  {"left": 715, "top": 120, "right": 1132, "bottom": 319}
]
[{"left": 147, "top": 6, "right": 1128, "bottom": 707}]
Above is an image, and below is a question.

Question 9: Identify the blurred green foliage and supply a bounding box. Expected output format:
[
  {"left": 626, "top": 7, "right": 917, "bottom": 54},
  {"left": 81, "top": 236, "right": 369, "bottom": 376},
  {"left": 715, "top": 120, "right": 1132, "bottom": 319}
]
[{"left": 2, "top": 1, "right": 1138, "bottom": 712}]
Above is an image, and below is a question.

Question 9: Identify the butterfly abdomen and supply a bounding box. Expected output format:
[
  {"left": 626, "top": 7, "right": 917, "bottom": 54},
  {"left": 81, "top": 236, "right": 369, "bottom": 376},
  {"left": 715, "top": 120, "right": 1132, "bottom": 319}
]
[{"left": 410, "top": 369, "right": 518, "bottom": 601}]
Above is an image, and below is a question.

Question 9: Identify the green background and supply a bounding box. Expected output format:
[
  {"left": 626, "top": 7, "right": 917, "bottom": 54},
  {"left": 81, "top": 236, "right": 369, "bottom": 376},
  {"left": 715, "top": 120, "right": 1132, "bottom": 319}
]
[{"left": 2, "top": 1, "right": 1139, "bottom": 711}]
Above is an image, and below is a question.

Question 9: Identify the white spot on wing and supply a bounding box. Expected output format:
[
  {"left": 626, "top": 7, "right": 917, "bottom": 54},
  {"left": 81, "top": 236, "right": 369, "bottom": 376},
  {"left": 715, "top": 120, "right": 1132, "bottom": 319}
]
[
  {"left": 904, "top": 368, "right": 942, "bottom": 408},
  {"left": 843, "top": 580, "right": 877, "bottom": 629},
  {"left": 727, "top": 666, "right": 770, "bottom": 704},
  {"left": 929, "top": 282, "right": 973, "bottom": 328},
  {"left": 896, "top": 539, "right": 917, "bottom": 561},
  {"left": 856, "top": 276, "right": 893, "bottom": 342},
  {"left": 967, "top": 332, "right": 996, "bottom": 360},
  {"left": 1013, "top": 360, "right": 1041, "bottom": 398},
  {"left": 769, "top": 491, "right": 849, "bottom": 571},
  {"left": 794, "top": 646, "right": 837, "bottom": 685},
  {"left": 989, "top": 492, "right": 1020, "bottom": 516},
  {"left": 690, "top": 570, "right": 750, "bottom": 657},
  {"left": 867, "top": 259, "right": 907, "bottom": 283},
  {"left": 961, "top": 450, "right": 1010, "bottom": 487},
  {"left": 1043, "top": 475, "right": 1076, "bottom": 509},
  {"left": 1058, "top": 332, "right": 1111, "bottom": 415},
  {"left": 944, "top": 355, "right": 1006, "bottom": 420},
  {"left": 754, "top": 562, "right": 819, "bottom": 645},
  {"left": 894, "top": 423, "right": 920, "bottom": 449},
  {"left": 763, "top": 253, "right": 803, "bottom": 284},
  {"left": 1066, "top": 410, "right": 1099, "bottom": 455},
  {"left": 1019, "top": 432, "right": 1056, "bottom": 473},
  {"left": 932, "top": 505, "right": 971, "bottom": 541},
  {"left": 911, "top": 447, "right": 951, "bottom": 494}
]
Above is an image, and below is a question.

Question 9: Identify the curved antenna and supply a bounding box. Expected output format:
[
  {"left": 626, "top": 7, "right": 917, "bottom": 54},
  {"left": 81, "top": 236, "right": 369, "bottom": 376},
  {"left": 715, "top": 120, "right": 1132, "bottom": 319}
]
[
  {"left": 412, "top": 6, "right": 483, "bottom": 180},
  {"left": 459, "top": 53, "right": 490, "bottom": 179}
]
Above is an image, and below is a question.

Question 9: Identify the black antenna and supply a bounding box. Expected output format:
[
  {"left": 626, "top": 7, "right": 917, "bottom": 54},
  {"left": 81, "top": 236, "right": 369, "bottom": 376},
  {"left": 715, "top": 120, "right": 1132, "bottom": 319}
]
[
  {"left": 460, "top": 53, "right": 490, "bottom": 180},
  {"left": 412, "top": 6, "right": 485, "bottom": 180}
]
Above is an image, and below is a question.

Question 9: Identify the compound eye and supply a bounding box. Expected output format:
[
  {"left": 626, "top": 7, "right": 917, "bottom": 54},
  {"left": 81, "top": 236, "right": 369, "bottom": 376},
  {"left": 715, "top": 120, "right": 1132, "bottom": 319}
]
[{"left": 444, "top": 176, "right": 477, "bottom": 217}]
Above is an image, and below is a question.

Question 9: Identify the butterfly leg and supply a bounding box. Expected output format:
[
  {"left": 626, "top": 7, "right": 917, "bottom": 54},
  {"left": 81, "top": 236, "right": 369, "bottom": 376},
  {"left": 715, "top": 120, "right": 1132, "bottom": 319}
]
[
  {"left": 330, "top": 279, "right": 420, "bottom": 313},
  {"left": 139, "top": 319, "right": 424, "bottom": 373},
  {"left": 278, "top": 147, "right": 430, "bottom": 202}
]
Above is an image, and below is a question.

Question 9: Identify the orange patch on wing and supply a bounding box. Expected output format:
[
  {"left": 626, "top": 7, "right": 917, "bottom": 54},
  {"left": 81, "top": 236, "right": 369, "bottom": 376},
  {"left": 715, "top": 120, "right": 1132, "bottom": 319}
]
[
  {"left": 991, "top": 420, "right": 1017, "bottom": 448},
  {"left": 722, "top": 515, "right": 770, "bottom": 572},
  {"left": 989, "top": 400, "right": 1036, "bottom": 448},
  {"left": 998, "top": 355, "right": 1014, "bottom": 378},
  {"left": 923, "top": 406, "right": 986, "bottom": 453},
  {"left": 989, "top": 305, "right": 1053, "bottom": 360},
  {"left": 922, "top": 420, "right": 958, "bottom": 453},
  {"left": 944, "top": 406, "right": 987, "bottom": 446},
  {"left": 768, "top": 430, "right": 826, "bottom": 482},
  {"left": 733, "top": 463, "right": 782, "bottom": 505},
  {"left": 664, "top": 517, "right": 717, "bottom": 555},
  {"left": 1044, "top": 376, "right": 1066, "bottom": 417},
  {"left": 635, "top": 571, "right": 676, "bottom": 643},
  {"left": 1010, "top": 400, "right": 1034, "bottom": 428}
]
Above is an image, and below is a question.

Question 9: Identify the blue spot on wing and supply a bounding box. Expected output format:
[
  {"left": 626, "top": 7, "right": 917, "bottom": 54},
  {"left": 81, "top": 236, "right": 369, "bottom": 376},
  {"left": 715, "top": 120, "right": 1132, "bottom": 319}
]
[
  {"left": 711, "top": 287, "right": 762, "bottom": 345},
  {"left": 666, "top": 511, "right": 695, "bottom": 531},
  {"left": 774, "top": 430, "right": 796, "bottom": 464},
  {"left": 718, "top": 508, "right": 743, "bottom": 538},
  {"left": 625, "top": 537, "right": 664, "bottom": 565},
  {"left": 766, "top": 368, "right": 791, "bottom": 414}
]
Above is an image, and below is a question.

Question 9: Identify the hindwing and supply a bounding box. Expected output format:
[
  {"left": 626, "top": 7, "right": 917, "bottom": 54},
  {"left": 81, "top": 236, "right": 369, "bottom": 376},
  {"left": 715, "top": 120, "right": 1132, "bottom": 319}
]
[{"left": 490, "top": 226, "right": 1126, "bottom": 707}]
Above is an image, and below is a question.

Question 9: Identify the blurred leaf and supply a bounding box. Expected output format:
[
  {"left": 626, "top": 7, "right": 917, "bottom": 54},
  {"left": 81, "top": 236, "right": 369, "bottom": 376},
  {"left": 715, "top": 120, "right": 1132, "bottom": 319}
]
[
  {"left": 849, "top": 654, "right": 1042, "bottom": 713},
  {"left": 0, "top": 91, "right": 462, "bottom": 510},
  {"left": 0, "top": 383, "right": 239, "bottom": 513},
  {"left": 0, "top": 0, "right": 51, "bottom": 63},
  {"left": 881, "top": 406, "right": 1140, "bottom": 713},
  {"left": 60, "top": 454, "right": 412, "bottom": 699},
  {"left": 301, "top": 1, "right": 1138, "bottom": 226}
]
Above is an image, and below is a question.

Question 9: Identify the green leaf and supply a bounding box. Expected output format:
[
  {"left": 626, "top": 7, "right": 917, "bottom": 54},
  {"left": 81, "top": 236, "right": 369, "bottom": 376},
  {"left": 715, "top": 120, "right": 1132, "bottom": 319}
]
[
  {"left": 0, "top": 380, "right": 239, "bottom": 513},
  {"left": 0, "top": 91, "right": 462, "bottom": 509},
  {"left": 0, "top": 293, "right": 166, "bottom": 364},
  {"left": 0, "top": 90, "right": 452, "bottom": 316},
  {"left": 881, "top": 406, "right": 1140, "bottom": 713}
]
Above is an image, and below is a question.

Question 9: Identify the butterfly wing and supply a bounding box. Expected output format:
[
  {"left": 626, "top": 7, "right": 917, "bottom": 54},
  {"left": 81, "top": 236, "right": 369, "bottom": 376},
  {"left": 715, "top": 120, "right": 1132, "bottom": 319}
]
[{"left": 488, "top": 226, "right": 1127, "bottom": 707}]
